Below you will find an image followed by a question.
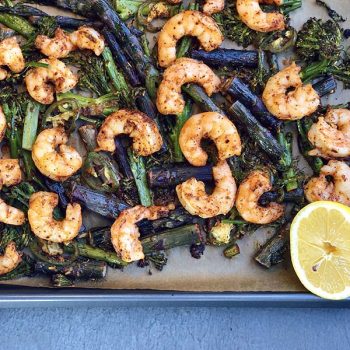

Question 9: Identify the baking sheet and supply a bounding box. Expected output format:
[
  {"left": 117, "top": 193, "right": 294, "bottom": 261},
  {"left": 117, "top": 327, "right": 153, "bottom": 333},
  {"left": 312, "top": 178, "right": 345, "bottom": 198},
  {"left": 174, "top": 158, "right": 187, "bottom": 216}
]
[{"left": 1, "top": 0, "right": 350, "bottom": 292}]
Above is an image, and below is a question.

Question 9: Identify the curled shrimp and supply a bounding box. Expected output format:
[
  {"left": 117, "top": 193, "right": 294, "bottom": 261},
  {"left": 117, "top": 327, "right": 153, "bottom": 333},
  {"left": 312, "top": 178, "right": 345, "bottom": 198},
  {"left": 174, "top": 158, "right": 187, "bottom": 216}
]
[
  {"left": 179, "top": 112, "right": 241, "bottom": 166},
  {"left": 28, "top": 191, "right": 82, "bottom": 243},
  {"left": 0, "top": 37, "right": 25, "bottom": 80},
  {"left": 157, "top": 10, "right": 223, "bottom": 67},
  {"left": 0, "top": 159, "right": 22, "bottom": 189},
  {"left": 305, "top": 160, "right": 350, "bottom": 206},
  {"left": 0, "top": 106, "right": 7, "bottom": 142},
  {"left": 156, "top": 58, "right": 221, "bottom": 115},
  {"left": 235, "top": 170, "right": 284, "bottom": 224},
  {"left": 236, "top": 0, "right": 285, "bottom": 32},
  {"left": 0, "top": 198, "right": 25, "bottom": 225},
  {"left": 111, "top": 204, "right": 175, "bottom": 262},
  {"left": 32, "top": 127, "right": 83, "bottom": 182},
  {"left": 262, "top": 63, "right": 320, "bottom": 120},
  {"left": 36, "top": 26, "right": 105, "bottom": 58},
  {"left": 25, "top": 58, "right": 78, "bottom": 105},
  {"left": 0, "top": 242, "right": 21, "bottom": 276},
  {"left": 96, "top": 110, "right": 163, "bottom": 156},
  {"left": 69, "top": 26, "right": 105, "bottom": 55},
  {"left": 203, "top": 0, "right": 225, "bottom": 15},
  {"left": 176, "top": 160, "right": 236, "bottom": 218},
  {"left": 308, "top": 109, "right": 350, "bottom": 159}
]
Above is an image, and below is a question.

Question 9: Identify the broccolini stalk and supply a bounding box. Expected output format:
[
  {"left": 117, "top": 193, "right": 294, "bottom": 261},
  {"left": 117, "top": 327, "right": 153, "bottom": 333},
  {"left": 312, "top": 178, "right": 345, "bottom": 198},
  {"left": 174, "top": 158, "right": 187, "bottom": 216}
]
[
  {"left": 127, "top": 148, "right": 153, "bottom": 206},
  {"left": 148, "top": 164, "right": 213, "bottom": 188},
  {"left": 277, "top": 131, "right": 298, "bottom": 191},
  {"left": 2, "top": 102, "right": 21, "bottom": 158},
  {"left": 297, "top": 119, "right": 324, "bottom": 174},
  {"left": 170, "top": 100, "right": 192, "bottom": 162},
  {"left": 300, "top": 60, "right": 350, "bottom": 89},
  {"left": 102, "top": 47, "right": 130, "bottom": 103},
  {"left": 22, "top": 100, "right": 40, "bottom": 151}
]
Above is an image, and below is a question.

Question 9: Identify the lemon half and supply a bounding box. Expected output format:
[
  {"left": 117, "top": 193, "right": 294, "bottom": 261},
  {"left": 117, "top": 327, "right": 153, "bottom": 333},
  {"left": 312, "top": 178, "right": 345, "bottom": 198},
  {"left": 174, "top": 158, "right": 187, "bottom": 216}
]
[{"left": 290, "top": 201, "right": 350, "bottom": 300}]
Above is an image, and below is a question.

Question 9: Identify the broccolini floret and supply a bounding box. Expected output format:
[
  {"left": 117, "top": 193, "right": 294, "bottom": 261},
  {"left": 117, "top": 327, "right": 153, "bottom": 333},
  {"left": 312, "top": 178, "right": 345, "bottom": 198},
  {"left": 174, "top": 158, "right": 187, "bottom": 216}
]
[{"left": 296, "top": 17, "right": 343, "bottom": 62}]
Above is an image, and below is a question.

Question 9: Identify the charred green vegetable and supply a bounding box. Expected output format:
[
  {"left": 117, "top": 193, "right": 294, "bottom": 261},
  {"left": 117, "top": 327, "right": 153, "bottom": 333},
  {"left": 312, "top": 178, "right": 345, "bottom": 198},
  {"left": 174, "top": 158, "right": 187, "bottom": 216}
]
[{"left": 296, "top": 18, "right": 343, "bottom": 62}]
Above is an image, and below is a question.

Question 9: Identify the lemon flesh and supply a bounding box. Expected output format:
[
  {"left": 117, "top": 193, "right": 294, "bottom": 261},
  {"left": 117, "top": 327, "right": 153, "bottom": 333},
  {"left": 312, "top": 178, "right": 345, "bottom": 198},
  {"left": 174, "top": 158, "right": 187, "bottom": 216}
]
[{"left": 290, "top": 201, "right": 350, "bottom": 300}]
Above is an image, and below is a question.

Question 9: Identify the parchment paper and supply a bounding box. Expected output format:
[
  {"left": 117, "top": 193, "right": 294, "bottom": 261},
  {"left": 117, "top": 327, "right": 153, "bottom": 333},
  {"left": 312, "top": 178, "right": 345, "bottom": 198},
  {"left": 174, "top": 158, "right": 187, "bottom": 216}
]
[{"left": 1, "top": 0, "right": 350, "bottom": 291}]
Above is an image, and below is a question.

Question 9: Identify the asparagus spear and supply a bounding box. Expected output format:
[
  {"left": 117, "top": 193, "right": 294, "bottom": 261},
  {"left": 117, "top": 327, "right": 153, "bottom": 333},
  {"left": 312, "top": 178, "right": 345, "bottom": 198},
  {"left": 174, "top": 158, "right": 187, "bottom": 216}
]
[
  {"left": 224, "top": 243, "right": 240, "bottom": 259},
  {"left": 75, "top": 242, "right": 128, "bottom": 267},
  {"left": 34, "top": 260, "right": 108, "bottom": 280},
  {"left": 0, "top": 13, "right": 35, "bottom": 38},
  {"left": 258, "top": 188, "right": 304, "bottom": 206},
  {"left": 69, "top": 183, "right": 129, "bottom": 218},
  {"left": 102, "top": 29, "right": 141, "bottom": 87},
  {"left": 141, "top": 224, "right": 204, "bottom": 254},
  {"left": 228, "top": 101, "right": 284, "bottom": 165},
  {"left": 102, "top": 46, "right": 130, "bottom": 103},
  {"left": 182, "top": 84, "right": 224, "bottom": 114},
  {"left": 148, "top": 164, "right": 213, "bottom": 188},
  {"left": 255, "top": 224, "right": 289, "bottom": 268}
]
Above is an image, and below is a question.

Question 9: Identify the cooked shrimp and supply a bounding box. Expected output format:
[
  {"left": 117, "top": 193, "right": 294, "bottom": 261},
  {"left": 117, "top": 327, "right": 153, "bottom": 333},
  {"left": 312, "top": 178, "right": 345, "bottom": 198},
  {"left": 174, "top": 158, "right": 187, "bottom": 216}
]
[
  {"left": 25, "top": 58, "right": 78, "bottom": 105},
  {"left": 111, "top": 204, "right": 175, "bottom": 262},
  {"left": 0, "top": 198, "right": 25, "bottom": 225},
  {"left": 262, "top": 63, "right": 320, "bottom": 120},
  {"left": 308, "top": 109, "right": 350, "bottom": 158},
  {"left": 32, "top": 127, "right": 83, "bottom": 181},
  {"left": 36, "top": 26, "right": 105, "bottom": 58},
  {"left": 28, "top": 191, "right": 82, "bottom": 243},
  {"left": 305, "top": 160, "right": 350, "bottom": 206},
  {"left": 0, "top": 106, "right": 7, "bottom": 142},
  {"left": 236, "top": 0, "right": 285, "bottom": 32},
  {"left": 157, "top": 10, "right": 223, "bottom": 67},
  {"left": 0, "top": 242, "right": 21, "bottom": 276},
  {"left": 179, "top": 112, "right": 241, "bottom": 166},
  {"left": 0, "top": 37, "right": 25, "bottom": 80},
  {"left": 0, "top": 159, "right": 22, "bottom": 189},
  {"left": 235, "top": 170, "right": 284, "bottom": 224},
  {"left": 35, "top": 28, "right": 74, "bottom": 59},
  {"left": 156, "top": 58, "right": 221, "bottom": 115},
  {"left": 69, "top": 26, "right": 105, "bottom": 56},
  {"left": 96, "top": 110, "right": 163, "bottom": 156},
  {"left": 176, "top": 160, "right": 236, "bottom": 218},
  {"left": 203, "top": 0, "right": 225, "bottom": 15}
]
